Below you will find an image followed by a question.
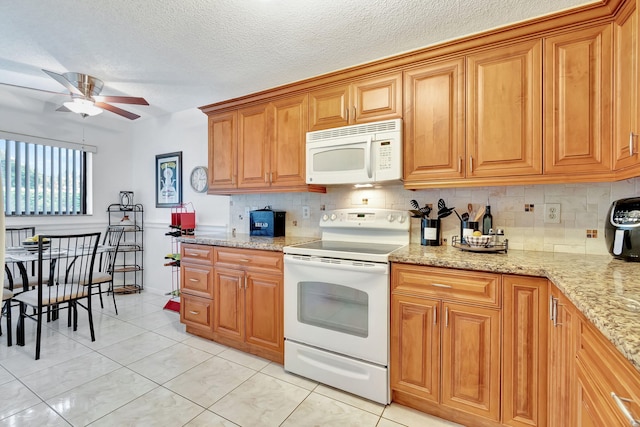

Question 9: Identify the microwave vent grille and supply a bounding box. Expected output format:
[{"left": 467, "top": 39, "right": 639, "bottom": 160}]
[{"left": 308, "top": 119, "right": 400, "bottom": 142}]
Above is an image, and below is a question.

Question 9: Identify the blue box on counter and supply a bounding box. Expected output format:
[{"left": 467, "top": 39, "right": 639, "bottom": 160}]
[{"left": 250, "top": 209, "right": 286, "bottom": 237}]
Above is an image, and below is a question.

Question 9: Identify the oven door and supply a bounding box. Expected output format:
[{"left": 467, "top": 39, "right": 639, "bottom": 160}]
[{"left": 284, "top": 254, "right": 389, "bottom": 365}]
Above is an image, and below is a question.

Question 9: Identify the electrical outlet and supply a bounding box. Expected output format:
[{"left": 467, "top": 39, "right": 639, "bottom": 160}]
[
  {"left": 302, "top": 206, "right": 310, "bottom": 219},
  {"left": 544, "top": 203, "right": 561, "bottom": 224}
]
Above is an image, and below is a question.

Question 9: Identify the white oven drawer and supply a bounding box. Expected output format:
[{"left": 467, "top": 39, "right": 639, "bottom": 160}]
[{"left": 285, "top": 340, "right": 389, "bottom": 404}]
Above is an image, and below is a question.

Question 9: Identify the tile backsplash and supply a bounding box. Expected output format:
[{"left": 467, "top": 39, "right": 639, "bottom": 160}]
[{"left": 230, "top": 177, "right": 640, "bottom": 255}]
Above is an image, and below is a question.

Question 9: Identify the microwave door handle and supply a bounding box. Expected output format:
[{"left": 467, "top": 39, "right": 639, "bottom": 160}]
[{"left": 366, "top": 136, "right": 373, "bottom": 178}]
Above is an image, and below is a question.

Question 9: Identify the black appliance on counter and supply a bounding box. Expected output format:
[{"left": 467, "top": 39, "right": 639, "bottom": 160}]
[
  {"left": 250, "top": 207, "right": 286, "bottom": 237},
  {"left": 605, "top": 197, "right": 640, "bottom": 261}
]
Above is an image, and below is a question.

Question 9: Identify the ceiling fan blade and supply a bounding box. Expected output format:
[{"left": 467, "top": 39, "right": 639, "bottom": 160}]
[
  {"left": 42, "top": 69, "right": 83, "bottom": 96},
  {"left": 0, "top": 81, "right": 67, "bottom": 95},
  {"left": 93, "top": 95, "right": 148, "bottom": 105},
  {"left": 95, "top": 102, "right": 140, "bottom": 120}
]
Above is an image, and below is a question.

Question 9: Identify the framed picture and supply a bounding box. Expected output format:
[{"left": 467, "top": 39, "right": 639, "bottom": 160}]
[{"left": 155, "top": 152, "right": 182, "bottom": 208}]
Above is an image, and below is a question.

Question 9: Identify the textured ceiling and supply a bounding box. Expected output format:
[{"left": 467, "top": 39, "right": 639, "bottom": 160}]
[{"left": 0, "top": 0, "right": 595, "bottom": 122}]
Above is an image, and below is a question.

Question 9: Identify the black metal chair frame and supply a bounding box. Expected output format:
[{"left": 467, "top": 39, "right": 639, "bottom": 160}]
[{"left": 14, "top": 232, "right": 101, "bottom": 360}]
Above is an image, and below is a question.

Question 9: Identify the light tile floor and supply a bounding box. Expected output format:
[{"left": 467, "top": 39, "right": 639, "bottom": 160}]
[{"left": 0, "top": 292, "right": 463, "bottom": 426}]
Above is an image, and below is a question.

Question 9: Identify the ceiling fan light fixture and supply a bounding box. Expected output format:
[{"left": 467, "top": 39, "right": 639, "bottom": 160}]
[{"left": 63, "top": 98, "right": 103, "bottom": 116}]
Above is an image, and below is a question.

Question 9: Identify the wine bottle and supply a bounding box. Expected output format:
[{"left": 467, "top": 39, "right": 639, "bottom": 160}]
[{"left": 482, "top": 201, "right": 493, "bottom": 235}]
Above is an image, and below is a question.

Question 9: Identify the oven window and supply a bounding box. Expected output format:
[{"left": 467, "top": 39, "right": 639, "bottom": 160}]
[
  {"left": 298, "top": 281, "right": 368, "bottom": 338},
  {"left": 312, "top": 148, "right": 364, "bottom": 172}
]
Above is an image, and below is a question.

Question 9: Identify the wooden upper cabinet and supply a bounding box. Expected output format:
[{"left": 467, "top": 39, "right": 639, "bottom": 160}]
[
  {"left": 404, "top": 59, "right": 465, "bottom": 182},
  {"left": 308, "top": 72, "right": 402, "bottom": 131},
  {"left": 208, "top": 111, "right": 237, "bottom": 191},
  {"left": 237, "top": 103, "right": 270, "bottom": 188},
  {"left": 208, "top": 94, "right": 316, "bottom": 193},
  {"left": 614, "top": 0, "right": 640, "bottom": 172},
  {"left": 544, "top": 24, "right": 613, "bottom": 175},
  {"left": 466, "top": 39, "right": 542, "bottom": 178},
  {"left": 270, "top": 94, "right": 309, "bottom": 188}
]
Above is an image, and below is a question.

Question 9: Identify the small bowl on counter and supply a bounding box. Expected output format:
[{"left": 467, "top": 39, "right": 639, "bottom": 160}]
[{"left": 465, "top": 235, "right": 493, "bottom": 248}]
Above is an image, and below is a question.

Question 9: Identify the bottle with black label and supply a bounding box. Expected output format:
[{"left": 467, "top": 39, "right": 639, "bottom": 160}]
[{"left": 482, "top": 200, "right": 493, "bottom": 235}]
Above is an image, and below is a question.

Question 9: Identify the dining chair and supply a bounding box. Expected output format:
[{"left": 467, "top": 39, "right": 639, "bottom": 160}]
[
  {"left": 13, "top": 232, "right": 101, "bottom": 360},
  {"left": 0, "top": 287, "right": 13, "bottom": 346},
  {"left": 4, "top": 227, "right": 39, "bottom": 292},
  {"left": 85, "top": 226, "right": 124, "bottom": 314}
]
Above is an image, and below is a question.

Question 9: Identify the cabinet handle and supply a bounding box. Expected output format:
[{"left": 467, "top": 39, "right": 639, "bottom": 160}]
[
  {"left": 189, "top": 310, "right": 199, "bottom": 315},
  {"left": 552, "top": 299, "right": 563, "bottom": 327},
  {"left": 270, "top": 172, "right": 273, "bottom": 183},
  {"left": 187, "top": 252, "right": 200, "bottom": 257},
  {"left": 345, "top": 108, "right": 349, "bottom": 122},
  {"left": 239, "top": 258, "right": 250, "bottom": 263},
  {"left": 469, "top": 156, "right": 473, "bottom": 173},
  {"left": 433, "top": 306, "right": 437, "bottom": 326},
  {"left": 353, "top": 106, "right": 356, "bottom": 120},
  {"left": 432, "top": 283, "right": 452, "bottom": 288},
  {"left": 611, "top": 392, "right": 640, "bottom": 426},
  {"left": 549, "top": 295, "right": 555, "bottom": 321},
  {"left": 445, "top": 307, "right": 449, "bottom": 328},
  {"left": 244, "top": 276, "right": 248, "bottom": 289},
  {"left": 631, "top": 132, "right": 638, "bottom": 156},
  {"left": 458, "top": 156, "right": 462, "bottom": 173},
  {"left": 189, "top": 278, "right": 199, "bottom": 282}
]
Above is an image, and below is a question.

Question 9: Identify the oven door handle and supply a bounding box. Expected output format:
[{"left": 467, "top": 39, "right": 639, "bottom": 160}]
[{"left": 284, "top": 255, "right": 388, "bottom": 274}]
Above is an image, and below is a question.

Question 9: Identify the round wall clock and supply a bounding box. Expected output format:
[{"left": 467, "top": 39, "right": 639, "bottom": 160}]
[{"left": 190, "top": 166, "right": 209, "bottom": 193}]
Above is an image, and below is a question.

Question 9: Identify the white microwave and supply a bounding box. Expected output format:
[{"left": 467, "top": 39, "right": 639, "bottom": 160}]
[{"left": 306, "top": 119, "right": 403, "bottom": 185}]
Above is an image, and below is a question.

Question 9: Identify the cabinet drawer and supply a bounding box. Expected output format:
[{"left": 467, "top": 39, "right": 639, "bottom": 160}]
[
  {"left": 181, "top": 244, "right": 214, "bottom": 265},
  {"left": 181, "top": 264, "right": 214, "bottom": 298},
  {"left": 181, "top": 294, "right": 214, "bottom": 332},
  {"left": 576, "top": 315, "right": 640, "bottom": 425},
  {"left": 214, "top": 247, "right": 282, "bottom": 273},
  {"left": 391, "top": 264, "right": 500, "bottom": 307}
]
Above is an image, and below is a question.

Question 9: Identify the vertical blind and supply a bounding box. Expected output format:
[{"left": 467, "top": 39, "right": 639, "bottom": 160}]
[{"left": 0, "top": 138, "right": 89, "bottom": 215}]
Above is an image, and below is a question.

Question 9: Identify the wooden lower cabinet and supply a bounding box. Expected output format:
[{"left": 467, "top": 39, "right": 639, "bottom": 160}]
[
  {"left": 180, "top": 244, "right": 215, "bottom": 333},
  {"left": 548, "top": 284, "right": 575, "bottom": 427},
  {"left": 391, "top": 264, "right": 502, "bottom": 426},
  {"left": 502, "top": 275, "right": 548, "bottom": 427},
  {"left": 212, "top": 247, "right": 284, "bottom": 363},
  {"left": 179, "top": 244, "right": 284, "bottom": 364}
]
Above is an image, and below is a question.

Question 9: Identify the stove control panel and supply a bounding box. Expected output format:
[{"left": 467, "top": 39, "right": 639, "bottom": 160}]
[{"left": 319, "top": 208, "right": 409, "bottom": 230}]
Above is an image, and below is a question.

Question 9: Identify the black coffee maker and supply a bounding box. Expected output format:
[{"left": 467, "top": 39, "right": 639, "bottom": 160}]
[{"left": 605, "top": 197, "right": 640, "bottom": 261}]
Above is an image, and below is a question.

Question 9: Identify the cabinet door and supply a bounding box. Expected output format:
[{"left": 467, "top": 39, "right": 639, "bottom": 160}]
[
  {"left": 237, "top": 103, "right": 270, "bottom": 188},
  {"left": 502, "top": 276, "right": 548, "bottom": 427},
  {"left": 390, "top": 294, "right": 440, "bottom": 404},
  {"left": 441, "top": 302, "right": 501, "bottom": 421},
  {"left": 544, "top": 25, "right": 612, "bottom": 175},
  {"left": 548, "top": 286, "right": 575, "bottom": 427},
  {"left": 308, "top": 84, "right": 350, "bottom": 131},
  {"left": 466, "top": 40, "right": 542, "bottom": 178},
  {"left": 245, "top": 271, "right": 283, "bottom": 353},
  {"left": 352, "top": 72, "right": 402, "bottom": 124},
  {"left": 614, "top": 1, "right": 640, "bottom": 171},
  {"left": 208, "top": 111, "right": 237, "bottom": 190},
  {"left": 404, "top": 59, "right": 465, "bottom": 182},
  {"left": 270, "top": 94, "right": 309, "bottom": 188},
  {"left": 575, "top": 367, "right": 618, "bottom": 427},
  {"left": 213, "top": 267, "right": 244, "bottom": 341}
]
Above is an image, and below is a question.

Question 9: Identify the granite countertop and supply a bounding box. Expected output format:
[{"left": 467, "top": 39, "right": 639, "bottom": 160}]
[
  {"left": 178, "top": 234, "right": 640, "bottom": 372},
  {"left": 390, "top": 244, "right": 640, "bottom": 372},
  {"left": 178, "top": 233, "right": 319, "bottom": 252}
]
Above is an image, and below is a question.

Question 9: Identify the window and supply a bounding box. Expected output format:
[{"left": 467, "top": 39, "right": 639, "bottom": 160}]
[{"left": 0, "top": 133, "right": 95, "bottom": 216}]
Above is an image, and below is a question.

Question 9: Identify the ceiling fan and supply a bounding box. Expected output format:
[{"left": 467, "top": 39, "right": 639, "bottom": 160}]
[
  {"left": 3, "top": 69, "right": 149, "bottom": 120},
  {"left": 43, "top": 70, "right": 149, "bottom": 120}
]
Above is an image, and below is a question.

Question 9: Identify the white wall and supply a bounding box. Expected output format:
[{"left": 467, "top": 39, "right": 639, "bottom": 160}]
[{"left": 130, "top": 108, "right": 229, "bottom": 296}]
